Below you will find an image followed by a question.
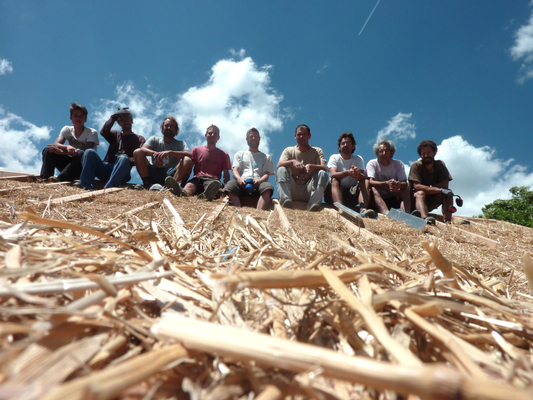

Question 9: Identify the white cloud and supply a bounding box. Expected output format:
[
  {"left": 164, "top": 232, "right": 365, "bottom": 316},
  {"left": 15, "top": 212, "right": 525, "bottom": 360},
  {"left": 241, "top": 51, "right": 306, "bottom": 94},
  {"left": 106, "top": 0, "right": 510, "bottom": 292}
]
[
  {"left": 175, "top": 56, "right": 284, "bottom": 157},
  {"left": 229, "top": 48, "right": 246, "bottom": 58},
  {"left": 510, "top": 4, "right": 533, "bottom": 83},
  {"left": 376, "top": 112, "right": 416, "bottom": 142},
  {"left": 0, "top": 106, "right": 51, "bottom": 173},
  {"left": 0, "top": 59, "right": 13, "bottom": 75},
  {"left": 413, "top": 136, "right": 533, "bottom": 217}
]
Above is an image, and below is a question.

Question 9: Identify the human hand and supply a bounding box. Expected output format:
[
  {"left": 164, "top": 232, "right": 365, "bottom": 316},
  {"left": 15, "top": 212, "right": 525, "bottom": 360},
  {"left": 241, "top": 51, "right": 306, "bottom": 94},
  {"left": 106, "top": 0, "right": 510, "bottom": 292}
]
[
  {"left": 293, "top": 160, "right": 306, "bottom": 173},
  {"left": 66, "top": 145, "right": 77, "bottom": 157}
]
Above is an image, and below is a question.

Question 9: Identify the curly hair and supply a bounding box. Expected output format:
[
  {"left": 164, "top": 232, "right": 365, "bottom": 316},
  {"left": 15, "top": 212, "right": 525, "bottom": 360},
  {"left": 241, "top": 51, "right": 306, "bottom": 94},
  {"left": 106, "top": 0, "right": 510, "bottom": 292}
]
[
  {"left": 337, "top": 132, "right": 356, "bottom": 154},
  {"left": 373, "top": 138, "right": 396, "bottom": 156},
  {"left": 417, "top": 140, "right": 437, "bottom": 156},
  {"left": 160, "top": 116, "right": 180, "bottom": 137}
]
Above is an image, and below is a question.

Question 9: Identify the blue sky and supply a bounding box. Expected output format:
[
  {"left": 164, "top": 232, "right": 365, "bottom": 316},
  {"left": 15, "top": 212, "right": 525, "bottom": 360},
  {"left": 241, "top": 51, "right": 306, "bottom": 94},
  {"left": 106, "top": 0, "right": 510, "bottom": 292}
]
[{"left": 1, "top": 1, "right": 533, "bottom": 216}]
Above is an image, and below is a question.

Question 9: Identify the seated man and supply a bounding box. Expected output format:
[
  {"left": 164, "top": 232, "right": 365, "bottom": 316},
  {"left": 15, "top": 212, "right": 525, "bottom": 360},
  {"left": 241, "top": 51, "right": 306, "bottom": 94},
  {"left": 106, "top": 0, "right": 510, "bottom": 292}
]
[
  {"left": 366, "top": 138, "right": 411, "bottom": 214},
  {"left": 133, "top": 116, "right": 192, "bottom": 189},
  {"left": 408, "top": 140, "right": 454, "bottom": 224},
  {"left": 276, "top": 124, "right": 328, "bottom": 211},
  {"left": 224, "top": 128, "right": 274, "bottom": 210},
  {"left": 78, "top": 108, "right": 145, "bottom": 190},
  {"left": 327, "top": 132, "right": 375, "bottom": 217},
  {"left": 39, "top": 102, "right": 99, "bottom": 182},
  {"left": 165, "top": 125, "right": 230, "bottom": 201}
]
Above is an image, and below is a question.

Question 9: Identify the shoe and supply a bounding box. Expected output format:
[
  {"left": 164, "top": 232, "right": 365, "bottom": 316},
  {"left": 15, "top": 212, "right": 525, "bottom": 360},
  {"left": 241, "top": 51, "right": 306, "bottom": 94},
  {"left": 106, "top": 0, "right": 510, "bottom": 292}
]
[
  {"left": 410, "top": 210, "right": 421, "bottom": 218},
  {"left": 27, "top": 174, "right": 40, "bottom": 183},
  {"left": 198, "top": 180, "right": 222, "bottom": 201},
  {"left": 425, "top": 216, "right": 436, "bottom": 225},
  {"left": 133, "top": 184, "right": 146, "bottom": 190},
  {"left": 308, "top": 203, "right": 322, "bottom": 212},
  {"left": 360, "top": 208, "right": 376, "bottom": 218},
  {"left": 165, "top": 176, "right": 187, "bottom": 197},
  {"left": 149, "top": 184, "right": 163, "bottom": 191},
  {"left": 48, "top": 176, "right": 59, "bottom": 183},
  {"left": 72, "top": 182, "right": 89, "bottom": 190},
  {"left": 281, "top": 199, "right": 293, "bottom": 209}
]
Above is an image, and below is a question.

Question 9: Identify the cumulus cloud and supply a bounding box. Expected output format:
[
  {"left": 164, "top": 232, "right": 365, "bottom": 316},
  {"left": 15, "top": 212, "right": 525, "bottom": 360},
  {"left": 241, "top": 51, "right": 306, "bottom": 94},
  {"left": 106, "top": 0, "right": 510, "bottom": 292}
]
[
  {"left": 175, "top": 56, "right": 284, "bottom": 157},
  {"left": 0, "top": 106, "right": 51, "bottom": 172},
  {"left": 376, "top": 112, "right": 416, "bottom": 142},
  {"left": 510, "top": 3, "right": 533, "bottom": 83},
  {"left": 415, "top": 136, "right": 533, "bottom": 216},
  {"left": 0, "top": 59, "right": 13, "bottom": 75}
]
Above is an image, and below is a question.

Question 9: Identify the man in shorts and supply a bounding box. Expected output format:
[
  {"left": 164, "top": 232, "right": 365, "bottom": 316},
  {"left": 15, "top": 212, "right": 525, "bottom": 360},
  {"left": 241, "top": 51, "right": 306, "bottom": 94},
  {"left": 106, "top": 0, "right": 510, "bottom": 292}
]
[
  {"left": 133, "top": 116, "right": 192, "bottom": 189},
  {"left": 224, "top": 128, "right": 274, "bottom": 210},
  {"left": 165, "top": 125, "right": 230, "bottom": 201},
  {"left": 408, "top": 140, "right": 454, "bottom": 224},
  {"left": 366, "top": 138, "right": 411, "bottom": 214},
  {"left": 326, "top": 132, "right": 374, "bottom": 217}
]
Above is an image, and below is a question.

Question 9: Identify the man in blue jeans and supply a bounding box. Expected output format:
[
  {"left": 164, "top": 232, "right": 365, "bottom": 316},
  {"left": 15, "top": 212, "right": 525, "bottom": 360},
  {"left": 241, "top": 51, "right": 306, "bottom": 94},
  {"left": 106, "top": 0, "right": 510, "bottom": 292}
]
[{"left": 78, "top": 108, "right": 145, "bottom": 190}]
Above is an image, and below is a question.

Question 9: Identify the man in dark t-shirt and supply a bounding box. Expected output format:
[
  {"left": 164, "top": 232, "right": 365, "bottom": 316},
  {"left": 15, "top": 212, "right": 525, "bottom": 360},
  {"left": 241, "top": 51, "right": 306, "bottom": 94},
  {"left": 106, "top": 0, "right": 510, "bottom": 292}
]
[
  {"left": 78, "top": 108, "right": 145, "bottom": 190},
  {"left": 408, "top": 140, "right": 454, "bottom": 223}
]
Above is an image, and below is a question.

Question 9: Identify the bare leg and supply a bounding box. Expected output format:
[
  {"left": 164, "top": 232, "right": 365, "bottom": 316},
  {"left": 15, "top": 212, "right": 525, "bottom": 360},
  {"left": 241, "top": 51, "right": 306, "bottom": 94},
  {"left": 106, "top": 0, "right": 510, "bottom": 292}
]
[
  {"left": 398, "top": 188, "right": 411, "bottom": 213},
  {"left": 183, "top": 182, "right": 197, "bottom": 197},
  {"left": 371, "top": 187, "right": 389, "bottom": 214},
  {"left": 257, "top": 189, "right": 272, "bottom": 210},
  {"left": 173, "top": 156, "right": 193, "bottom": 184},
  {"left": 227, "top": 193, "right": 242, "bottom": 207},
  {"left": 331, "top": 178, "right": 343, "bottom": 204},
  {"left": 358, "top": 179, "right": 371, "bottom": 209},
  {"left": 133, "top": 148, "right": 149, "bottom": 179},
  {"left": 442, "top": 197, "right": 453, "bottom": 222},
  {"left": 414, "top": 191, "right": 429, "bottom": 218}
]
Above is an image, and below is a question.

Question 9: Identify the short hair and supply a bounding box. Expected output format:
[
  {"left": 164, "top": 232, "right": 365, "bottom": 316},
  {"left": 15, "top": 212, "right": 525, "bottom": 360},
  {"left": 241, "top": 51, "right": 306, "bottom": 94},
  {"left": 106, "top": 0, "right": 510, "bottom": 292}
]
[
  {"left": 70, "top": 102, "right": 88, "bottom": 118},
  {"left": 206, "top": 124, "right": 220, "bottom": 135},
  {"left": 337, "top": 132, "right": 356, "bottom": 154},
  {"left": 160, "top": 116, "right": 180, "bottom": 137},
  {"left": 417, "top": 140, "right": 438, "bottom": 156},
  {"left": 373, "top": 138, "right": 396, "bottom": 156},
  {"left": 116, "top": 107, "right": 133, "bottom": 123},
  {"left": 295, "top": 124, "right": 311, "bottom": 135},
  {"left": 246, "top": 127, "right": 260, "bottom": 139}
]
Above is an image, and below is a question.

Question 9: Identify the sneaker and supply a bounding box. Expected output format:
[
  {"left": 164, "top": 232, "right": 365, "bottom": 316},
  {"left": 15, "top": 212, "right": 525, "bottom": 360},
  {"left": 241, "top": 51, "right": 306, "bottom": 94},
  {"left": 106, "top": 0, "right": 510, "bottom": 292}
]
[
  {"left": 165, "top": 176, "right": 187, "bottom": 197},
  {"left": 198, "top": 180, "right": 222, "bottom": 201},
  {"left": 425, "top": 216, "right": 436, "bottom": 225},
  {"left": 410, "top": 209, "right": 421, "bottom": 218},
  {"left": 72, "top": 182, "right": 89, "bottom": 190},
  {"left": 27, "top": 174, "right": 39, "bottom": 183},
  {"left": 133, "top": 184, "right": 146, "bottom": 190},
  {"left": 149, "top": 183, "right": 163, "bottom": 191},
  {"left": 281, "top": 199, "right": 293, "bottom": 209},
  {"left": 48, "top": 176, "right": 59, "bottom": 183},
  {"left": 360, "top": 208, "right": 376, "bottom": 218},
  {"left": 308, "top": 203, "right": 322, "bottom": 212}
]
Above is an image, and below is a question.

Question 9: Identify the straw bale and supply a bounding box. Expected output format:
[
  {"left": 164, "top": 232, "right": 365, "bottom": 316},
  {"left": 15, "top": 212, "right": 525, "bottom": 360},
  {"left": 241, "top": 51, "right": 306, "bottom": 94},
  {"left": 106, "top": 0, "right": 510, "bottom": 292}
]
[{"left": 0, "top": 181, "right": 532, "bottom": 399}]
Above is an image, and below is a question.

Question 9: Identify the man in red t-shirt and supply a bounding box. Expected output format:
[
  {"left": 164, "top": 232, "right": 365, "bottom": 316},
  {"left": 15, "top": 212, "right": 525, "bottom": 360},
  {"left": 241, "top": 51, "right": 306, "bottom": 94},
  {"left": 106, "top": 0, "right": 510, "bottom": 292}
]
[{"left": 165, "top": 125, "right": 231, "bottom": 201}]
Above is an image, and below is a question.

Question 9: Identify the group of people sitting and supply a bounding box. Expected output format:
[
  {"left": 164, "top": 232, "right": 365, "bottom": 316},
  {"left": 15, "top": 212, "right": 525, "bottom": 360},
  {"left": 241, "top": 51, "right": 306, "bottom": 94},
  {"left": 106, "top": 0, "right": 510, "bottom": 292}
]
[{"left": 38, "top": 102, "right": 456, "bottom": 224}]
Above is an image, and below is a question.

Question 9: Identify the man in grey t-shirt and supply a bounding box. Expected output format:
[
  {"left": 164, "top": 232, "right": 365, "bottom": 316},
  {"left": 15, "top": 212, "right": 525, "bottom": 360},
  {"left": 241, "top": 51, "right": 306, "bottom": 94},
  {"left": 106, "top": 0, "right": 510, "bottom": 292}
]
[{"left": 133, "top": 116, "right": 192, "bottom": 188}]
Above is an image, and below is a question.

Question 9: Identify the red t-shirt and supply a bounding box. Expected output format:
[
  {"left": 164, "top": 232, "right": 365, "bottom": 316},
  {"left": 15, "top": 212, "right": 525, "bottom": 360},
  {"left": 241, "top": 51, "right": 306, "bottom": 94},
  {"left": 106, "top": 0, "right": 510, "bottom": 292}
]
[{"left": 191, "top": 146, "right": 231, "bottom": 179}]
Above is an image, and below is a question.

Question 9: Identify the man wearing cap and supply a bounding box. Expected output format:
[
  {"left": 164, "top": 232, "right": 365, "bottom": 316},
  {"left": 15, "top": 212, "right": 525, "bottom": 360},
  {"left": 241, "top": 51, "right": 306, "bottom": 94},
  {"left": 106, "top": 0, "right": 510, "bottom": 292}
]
[
  {"left": 165, "top": 125, "right": 231, "bottom": 201},
  {"left": 78, "top": 108, "right": 145, "bottom": 190},
  {"left": 327, "top": 132, "right": 374, "bottom": 217},
  {"left": 408, "top": 140, "right": 454, "bottom": 224},
  {"left": 223, "top": 128, "right": 274, "bottom": 210},
  {"left": 39, "top": 102, "right": 99, "bottom": 182},
  {"left": 276, "top": 124, "right": 328, "bottom": 211},
  {"left": 133, "top": 116, "right": 192, "bottom": 189},
  {"left": 366, "top": 138, "right": 411, "bottom": 214}
]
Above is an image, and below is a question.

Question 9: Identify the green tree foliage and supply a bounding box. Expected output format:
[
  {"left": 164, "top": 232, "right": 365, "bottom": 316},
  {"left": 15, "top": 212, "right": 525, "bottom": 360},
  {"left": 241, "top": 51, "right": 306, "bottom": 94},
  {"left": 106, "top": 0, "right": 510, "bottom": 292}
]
[{"left": 479, "top": 186, "right": 533, "bottom": 228}]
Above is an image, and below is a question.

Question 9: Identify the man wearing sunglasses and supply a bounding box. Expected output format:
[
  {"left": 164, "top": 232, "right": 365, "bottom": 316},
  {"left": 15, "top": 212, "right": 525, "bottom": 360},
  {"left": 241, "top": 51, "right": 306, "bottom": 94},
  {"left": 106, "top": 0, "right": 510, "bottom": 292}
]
[{"left": 408, "top": 140, "right": 454, "bottom": 224}]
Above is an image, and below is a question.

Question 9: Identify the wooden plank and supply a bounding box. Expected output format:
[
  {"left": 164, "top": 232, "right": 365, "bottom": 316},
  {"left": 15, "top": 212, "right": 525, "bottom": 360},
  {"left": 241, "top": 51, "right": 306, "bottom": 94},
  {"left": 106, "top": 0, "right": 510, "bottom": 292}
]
[
  {"left": 436, "top": 221, "right": 499, "bottom": 248},
  {"left": 0, "top": 169, "right": 38, "bottom": 178},
  {"left": 385, "top": 208, "right": 427, "bottom": 231},
  {"left": 0, "top": 175, "right": 32, "bottom": 182},
  {"left": 0, "top": 181, "right": 71, "bottom": 195},
  {"left": 333, "top": 202, "right": 365, "bottom": 227},
  {"left": 34, "top": 187, "right": 124, "bottom": 206},
  {"left": 205, "top": 197, "right": 229, "bottom": 223}
]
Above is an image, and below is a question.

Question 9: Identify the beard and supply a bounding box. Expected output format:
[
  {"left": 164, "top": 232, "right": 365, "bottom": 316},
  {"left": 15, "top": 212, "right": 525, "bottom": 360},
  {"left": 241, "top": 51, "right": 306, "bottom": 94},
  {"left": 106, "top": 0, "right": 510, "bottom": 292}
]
[{"left": 422, "top": 157, "right": 434, "bottom": 165}]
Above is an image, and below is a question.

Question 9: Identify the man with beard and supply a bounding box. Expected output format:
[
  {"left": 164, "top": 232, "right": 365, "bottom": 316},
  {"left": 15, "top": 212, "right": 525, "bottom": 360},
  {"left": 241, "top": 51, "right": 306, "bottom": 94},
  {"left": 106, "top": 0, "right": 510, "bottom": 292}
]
[
  {"left": 276, "top": 124, "right": 328, "bottom": 211},
  {"left": 77, "top": 107, "right": 145, "bottom": 190},
  {"left": 224, "top": 127, "right": 274, "bottom": 210},
  {"left": 408, "top": 140, "right": 454, "bottom": 224},
  {"left": 133, "top": 116, "right": 192, "bottom": 189},
  {"left": 165, "top": 125, "right": 231, "bottom": 201},
  {"left": 326, "top": 132, "right": 375, "bottom": 217},
  {"left": 366, "top": 138, "right": 411, "bottom": 214}
]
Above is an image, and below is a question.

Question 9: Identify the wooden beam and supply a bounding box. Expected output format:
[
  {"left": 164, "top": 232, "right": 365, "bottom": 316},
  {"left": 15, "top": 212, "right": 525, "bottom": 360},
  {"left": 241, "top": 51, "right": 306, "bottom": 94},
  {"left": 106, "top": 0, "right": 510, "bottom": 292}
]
[
  {"left": 205, "top": 197, "right": 229, "bottom": 223},
  {"left": 34, "top": 187, "right": 124, "bottom": 206},
  {"left": 436, "top": 221, "right": 499, "bottom": 248}
]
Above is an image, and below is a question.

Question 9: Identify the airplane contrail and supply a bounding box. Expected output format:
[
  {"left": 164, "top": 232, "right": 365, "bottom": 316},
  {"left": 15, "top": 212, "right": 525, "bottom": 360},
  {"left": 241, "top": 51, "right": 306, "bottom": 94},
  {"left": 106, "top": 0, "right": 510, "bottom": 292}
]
[{"left": 358, "top": 0, "right": 381, "bottom": 36}]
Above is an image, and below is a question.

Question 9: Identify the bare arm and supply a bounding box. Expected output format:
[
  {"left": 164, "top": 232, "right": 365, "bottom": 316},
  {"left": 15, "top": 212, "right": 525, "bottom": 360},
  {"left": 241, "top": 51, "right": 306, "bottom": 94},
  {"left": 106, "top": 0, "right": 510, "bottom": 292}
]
[
  {"left": 412, "top": 179, "right": 449, "bottom": 194},
  {"left": 330, "top": 165, "right": 365, "bottom": 181},
  {"left": 232, "top": 166, "right": 244, "bottom": 186},
  {"left": 223, "top": 169, "right": 230, "bottom": 184}
]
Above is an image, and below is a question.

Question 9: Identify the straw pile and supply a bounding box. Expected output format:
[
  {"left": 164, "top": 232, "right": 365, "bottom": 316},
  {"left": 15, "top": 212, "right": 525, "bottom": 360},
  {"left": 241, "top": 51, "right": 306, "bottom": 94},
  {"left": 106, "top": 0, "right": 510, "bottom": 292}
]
[{"left": 0, "top": 179, "right": 532, "bottom": 400}]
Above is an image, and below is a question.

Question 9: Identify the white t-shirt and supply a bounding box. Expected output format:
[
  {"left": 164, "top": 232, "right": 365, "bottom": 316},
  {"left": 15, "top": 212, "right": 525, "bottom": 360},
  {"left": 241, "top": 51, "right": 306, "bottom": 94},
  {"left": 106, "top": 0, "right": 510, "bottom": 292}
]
[
  {"left": 366, "top": 159, "right": 407, "bottom": 182},
  {"left": 233, "top": 150, "right": 274, "bottom": 180},
  {"left": 59, "top": 126, "right": 99, "bottom": 149},
  {"left": 327, "top": 154, "right": 365, "bottom": 188}
]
